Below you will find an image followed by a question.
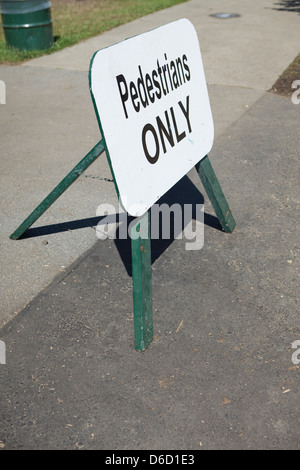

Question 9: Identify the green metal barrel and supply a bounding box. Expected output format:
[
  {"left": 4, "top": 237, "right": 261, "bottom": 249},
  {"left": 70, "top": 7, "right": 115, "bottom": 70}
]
[{"left": 0, "top": 0, "right": 53, "bottom": 50}]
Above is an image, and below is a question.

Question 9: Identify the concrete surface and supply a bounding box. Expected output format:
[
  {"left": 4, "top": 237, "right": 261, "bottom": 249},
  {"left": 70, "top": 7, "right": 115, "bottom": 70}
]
[
  {"left": 24, "top": 0, "right": 300, "bottom": 91},
  {"left": 0, "top": 66, "right": 118, "bottom": 326},
  {"left": 0, "top": 0, "right": 299, "bottom": 450}
]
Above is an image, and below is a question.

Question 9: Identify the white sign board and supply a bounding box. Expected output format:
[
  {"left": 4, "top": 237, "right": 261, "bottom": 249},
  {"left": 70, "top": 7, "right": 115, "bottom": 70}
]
[{"left": 90, "top": 19, "right": 214, "bottom": 217}]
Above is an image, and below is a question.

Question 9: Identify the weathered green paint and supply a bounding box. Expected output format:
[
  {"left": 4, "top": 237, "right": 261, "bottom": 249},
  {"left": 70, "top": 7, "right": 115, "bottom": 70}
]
[
  {"left": 196, "top": 155, "right": 236, "bottom": 233},
  {"left": 130, "top": 211, "right": 153, "bottom": 351},
  {"left": 10, "top": 139, "right": 105, "bottom": 240}
]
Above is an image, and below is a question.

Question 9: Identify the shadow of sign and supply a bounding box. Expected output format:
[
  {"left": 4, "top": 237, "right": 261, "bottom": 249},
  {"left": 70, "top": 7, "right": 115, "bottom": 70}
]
[
  {"left": 273, "top": 0, "right": 300, "bottom": 12},
  {"left": 114, "top": 174, "right": 221, "bottom": 277},
  {"left": 20, "top": 174, "right": 221, "bottom": 278}
]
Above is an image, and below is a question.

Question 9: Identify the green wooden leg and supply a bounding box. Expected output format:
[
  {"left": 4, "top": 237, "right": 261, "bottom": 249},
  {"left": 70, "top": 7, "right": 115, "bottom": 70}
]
[
  {"left": 10, "top": 139, "right": 105, "bottom": 240},
  {"left": 196, "top": 155, "right": 236, "bottom": 233},
  {"left": 130, "top": 210, "right": 153, "bottom": 351}
]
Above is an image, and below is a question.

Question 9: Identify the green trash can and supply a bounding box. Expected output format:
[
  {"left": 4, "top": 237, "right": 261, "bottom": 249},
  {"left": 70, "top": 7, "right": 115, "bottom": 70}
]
[{"left": 0, "top": 0, "right": 53, "bottom": 51}]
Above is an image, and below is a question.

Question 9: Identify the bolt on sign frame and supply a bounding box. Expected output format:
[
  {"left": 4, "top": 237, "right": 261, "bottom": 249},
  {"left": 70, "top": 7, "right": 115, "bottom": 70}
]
[{"left": 10, "top": 19, "right": 235, "bottom": 351}]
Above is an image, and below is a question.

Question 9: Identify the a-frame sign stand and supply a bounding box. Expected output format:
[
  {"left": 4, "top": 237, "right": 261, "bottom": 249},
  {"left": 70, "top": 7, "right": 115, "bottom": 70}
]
[
  {"left": 9, "top": 144, "right": 235, "bottom": 351},
  {"left": 10, "top": 20, "right": 236, "bottom": 352}
]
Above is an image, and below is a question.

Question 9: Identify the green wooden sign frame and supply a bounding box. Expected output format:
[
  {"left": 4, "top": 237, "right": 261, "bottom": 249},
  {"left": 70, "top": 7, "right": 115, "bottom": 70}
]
[
  {"left": 10, "top": 42, "right": 236, "bottom": 353},
  {"left": 9, "top": 144, "right": 235, "bottom": 351}
]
